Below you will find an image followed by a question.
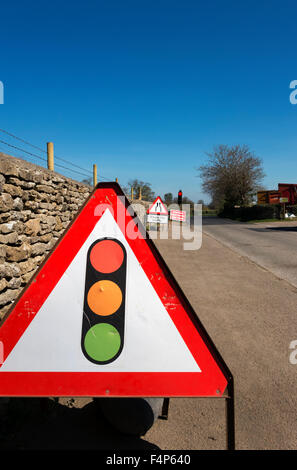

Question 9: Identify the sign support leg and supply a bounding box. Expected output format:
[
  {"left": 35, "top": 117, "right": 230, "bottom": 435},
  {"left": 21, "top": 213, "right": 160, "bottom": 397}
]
[
  {"left": 158, "top": 397, "right": 170, "bottom": 420},
  {"left": 226, "top": 377, "right": 235, "bottom": 450}
]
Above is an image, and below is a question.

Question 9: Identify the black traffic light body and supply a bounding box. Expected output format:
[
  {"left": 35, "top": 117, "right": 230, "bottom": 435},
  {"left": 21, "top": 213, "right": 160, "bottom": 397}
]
[
  {"left": 81, "top": 237, "right": 127, "bottom": 365},
  {"left": 178, "top": 190, "right": 183, "bottom": 206}
]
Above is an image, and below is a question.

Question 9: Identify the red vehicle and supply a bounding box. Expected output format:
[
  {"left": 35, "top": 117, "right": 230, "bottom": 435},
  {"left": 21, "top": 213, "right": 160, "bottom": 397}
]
[{"left": 278, "top": 184, "right": 297, "bottom": 205}]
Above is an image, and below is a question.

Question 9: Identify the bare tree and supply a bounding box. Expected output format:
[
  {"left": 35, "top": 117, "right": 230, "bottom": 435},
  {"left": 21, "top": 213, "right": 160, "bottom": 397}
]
[
  {"left": 173, "top": 195, "right": 194, "bottom": 205},
  {"left": 198, "top": 145, "right": 265, "bottom": 208},
  {"left": 81, "top": 177, "right": 92, "bottom": 186},
  {"left": 164, "top": 193, "right": 173, "bottom": 205},
  {"left": 124, "top": 179, "right": 155, "bottom": 201}
]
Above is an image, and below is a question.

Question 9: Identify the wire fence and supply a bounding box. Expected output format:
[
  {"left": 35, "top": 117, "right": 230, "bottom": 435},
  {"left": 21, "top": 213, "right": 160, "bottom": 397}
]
[
  {"left": 0, "top": 129, "right": 151, "bottom": 201},
  {"left": 0, "top": 128, "right": 113, "bottom": 184}
]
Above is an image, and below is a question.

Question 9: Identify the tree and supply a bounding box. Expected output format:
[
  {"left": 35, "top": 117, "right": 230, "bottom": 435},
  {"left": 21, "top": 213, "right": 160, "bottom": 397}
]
[
  {"left": 125, "top": 179, "right": 155, "bottom": 201},
  {"left": 164, "top": 193, "right": 173, "bottom": 205},
  {"left": 173, "top": 195, "right": 194, "bottom": 205},
  {"left": 198, "top": 144, "right": 265, "bottom": 208},
  {"left": 81, "top": 177, "right": 92, "bottom": 186}
]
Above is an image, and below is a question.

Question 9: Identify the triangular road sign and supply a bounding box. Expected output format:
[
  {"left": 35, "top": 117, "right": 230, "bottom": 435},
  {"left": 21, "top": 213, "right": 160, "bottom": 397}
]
[
  {"left": 147, "top": 196, "right": 168, "bottom": 215},
  {"left": 0, "top": 183, "right": 231, "bottom": 397}
]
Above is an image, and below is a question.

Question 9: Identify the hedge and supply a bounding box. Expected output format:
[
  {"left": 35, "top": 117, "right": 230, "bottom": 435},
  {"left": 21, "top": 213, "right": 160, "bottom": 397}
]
[{"left": 218, "top": 204, "right": 281, "bottom": 221}]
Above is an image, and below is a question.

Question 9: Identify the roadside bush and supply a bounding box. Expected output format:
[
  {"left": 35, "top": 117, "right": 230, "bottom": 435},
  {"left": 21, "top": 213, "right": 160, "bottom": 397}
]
[{"left": 218, "top": 204, "right": 281, "bottom": 221}]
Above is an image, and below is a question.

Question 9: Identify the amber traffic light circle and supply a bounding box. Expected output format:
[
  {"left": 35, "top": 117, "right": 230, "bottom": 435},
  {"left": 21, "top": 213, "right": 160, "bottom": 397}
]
[{"left": 87, "top": 280, "right": 122, "bottom": 316}]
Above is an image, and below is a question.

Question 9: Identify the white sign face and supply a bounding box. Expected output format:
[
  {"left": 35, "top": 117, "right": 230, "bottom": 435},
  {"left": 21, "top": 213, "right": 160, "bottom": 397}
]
[
  {"left": 148, "top": 197, "right": 168, "bottom": 215},
  {"left": 170, "top": 210, "right": 186, "bottom": 222},
  {"left": 0, "top": 209, "right": 197, "bottom": 373},
  {"left": 147, "top": 214, "right": 168, "bottom": 224}
]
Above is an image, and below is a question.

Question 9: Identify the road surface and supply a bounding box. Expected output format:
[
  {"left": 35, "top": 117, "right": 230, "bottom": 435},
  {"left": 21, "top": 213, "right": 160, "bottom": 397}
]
[{"left": 202, "top": 216, "right": 297, "bottom": 288}]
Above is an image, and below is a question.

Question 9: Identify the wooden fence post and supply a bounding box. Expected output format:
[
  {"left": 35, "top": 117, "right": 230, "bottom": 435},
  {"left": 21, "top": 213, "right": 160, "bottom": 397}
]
[
  {"left": 47, "top": 142, "right": 54, "bottom": 171},
  {"left": 93, "top": 164, "right": 97, "bottom": 187}
]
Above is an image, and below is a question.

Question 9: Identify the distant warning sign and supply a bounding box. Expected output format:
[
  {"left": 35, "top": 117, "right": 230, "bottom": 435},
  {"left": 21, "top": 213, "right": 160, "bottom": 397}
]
[
  {"left": 0, "top": 183, "right": 230, "bottom": 398},
  {"left": 170, "top": 210, "right": 186, "bottom": 222},
  {"left": 147, "top": 196, "right": 168, "bottom": 215}
]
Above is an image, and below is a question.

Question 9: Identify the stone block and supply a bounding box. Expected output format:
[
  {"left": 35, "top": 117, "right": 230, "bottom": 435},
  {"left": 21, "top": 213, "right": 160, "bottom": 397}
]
[
  {"left": 0, "top": 262, "right": 21, "bottom": 278},
  {"left": 13, "top": 197, "right": 23, "bottom": 211},
  {"left": 24, "top": 218, "right": 41, "bottom": 236},
  {"left": 0, "top": 278, "right": 7, "bottom": 292},
  {"left": 5, "top": 243, "right": 32, "bottom": 262},
  {"left": 0, "top": 221, "right": 18, "bottom": 234},
  {"left": 2, "top": 184, "right": 23, "bottom": 197},
  {"left": 0, "top": 194, "right": 14, "bottom": 212},
  {"left": 0, "top": 232, "right": 18, "bottom": 244},
  {"left": 36, "top": 184, "right": 55, "bottom": 194},
  {"left": 0, "top": 159, "right": 19, "bottom": 177},
  {"left": 0, "top": 288, "right": 19, "bottom": 307}
]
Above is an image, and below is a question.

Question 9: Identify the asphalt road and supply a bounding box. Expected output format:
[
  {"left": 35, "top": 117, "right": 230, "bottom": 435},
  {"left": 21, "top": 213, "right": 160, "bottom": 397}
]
[
  {"left": 202, "top": 216, "right": 297, "bottom": 288},
  {"left": 148, "top": 231, "right": 297, "bottom": 450}
]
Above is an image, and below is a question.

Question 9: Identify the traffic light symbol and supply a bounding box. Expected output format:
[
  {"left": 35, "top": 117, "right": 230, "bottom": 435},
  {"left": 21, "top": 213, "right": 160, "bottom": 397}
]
[{"left": 81, "top": 238, "right": 127, "bottom": 364}]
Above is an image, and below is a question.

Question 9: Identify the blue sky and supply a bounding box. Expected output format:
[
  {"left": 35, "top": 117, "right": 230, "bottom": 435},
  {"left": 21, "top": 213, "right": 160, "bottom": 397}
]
[{"left": 0, "top": 0, "right": 297, "bottom": 202}]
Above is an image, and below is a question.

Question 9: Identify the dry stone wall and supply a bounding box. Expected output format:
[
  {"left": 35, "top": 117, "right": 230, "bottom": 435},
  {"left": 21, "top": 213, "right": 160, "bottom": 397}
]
[
  {"left": 0, "top": 152, "right": 91, "bottom": 319},
  {"left": 0, "top": 153, "right": 152, "bottom": 321}
]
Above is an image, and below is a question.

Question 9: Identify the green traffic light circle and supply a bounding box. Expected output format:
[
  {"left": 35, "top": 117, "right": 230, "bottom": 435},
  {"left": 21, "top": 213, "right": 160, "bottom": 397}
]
[{"left": 84, "top": 323, "right": 121, "bottom": 362}]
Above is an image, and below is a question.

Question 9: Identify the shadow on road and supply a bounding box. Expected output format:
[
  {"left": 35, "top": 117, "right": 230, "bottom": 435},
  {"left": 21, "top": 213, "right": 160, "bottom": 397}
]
[
  {"left": 0, "top": 398, "right": 160, "bottom": 450},
  {"left": 249, "top": 225, "right": 297, "bottom": 233},
  {"left": 200, "top": 216, "right": 241, "bottom": 226},
  {"left": 266, "top": 226, "right": 297, "bottom": 232}
]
